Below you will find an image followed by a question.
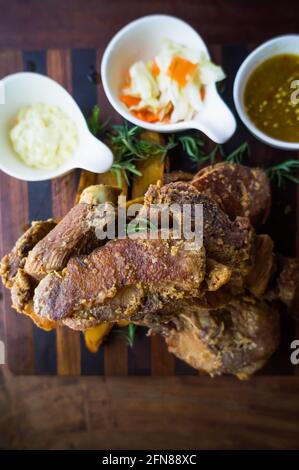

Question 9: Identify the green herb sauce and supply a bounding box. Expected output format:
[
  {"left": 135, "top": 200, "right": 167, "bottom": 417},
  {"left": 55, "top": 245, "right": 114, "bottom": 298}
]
[{"left": 244, "top": 54, "right": 299, "bottom": 142}]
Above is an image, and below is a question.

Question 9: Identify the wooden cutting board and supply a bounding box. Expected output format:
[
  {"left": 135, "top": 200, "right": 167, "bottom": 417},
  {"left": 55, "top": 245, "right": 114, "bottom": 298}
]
[{"left": 0, "top": 45, "right": 298, "bottom": 375}]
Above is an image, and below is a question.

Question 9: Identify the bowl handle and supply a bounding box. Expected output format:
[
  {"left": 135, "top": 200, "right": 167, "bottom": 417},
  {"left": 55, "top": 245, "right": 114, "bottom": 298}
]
[
  {"left": 191, "top": 90, "right": 236, "bottom": 144},
  {"left": 76, "top": 133, "right": 113, "bottom": 173}
]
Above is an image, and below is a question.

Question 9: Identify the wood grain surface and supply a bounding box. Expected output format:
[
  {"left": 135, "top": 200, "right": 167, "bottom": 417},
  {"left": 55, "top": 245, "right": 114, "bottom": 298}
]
[
  {"left": 0, "top": 0, "right": 299, "bottom": 450},
  {"left": 0, "top": 0, "right": 298, "bottom": 49},
  {"left": 0, "top": 45, "right": 199, "bottom": 376},
  {"left": 47, "top": 49, "right": 82, "bottom": 376},
  {"left": 2, "top": 43, "right": 297, "bottom": 377}
]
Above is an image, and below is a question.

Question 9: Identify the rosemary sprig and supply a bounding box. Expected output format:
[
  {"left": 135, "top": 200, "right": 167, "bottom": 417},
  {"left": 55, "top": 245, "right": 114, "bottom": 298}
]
[
  {"left": 111, "top": 161, "right": 142, "bottom": 187},
  {"left": 87, "top": 106, "right": 299, "bottom": 189},
  {"left": 225, "top": 142, "right": 250, "bottom": 164},
  {"left": 107, "top": 122, "right": 176, "bottom": 186},
  {"left": 205, "top": 144, "right": 223, "bottom": 164},
  {"left": 178, "top": 135, "right": 205, "bottom": 160},
  {"left": 177, "top": 134, "right": 220, "bottom": 165},
  {"left": 265, "top": 160, "right": 299, "bottom": 187},
  {"left": 114, "top": 323, "right": 137, "bottom": 348},
  {"left": 88, "top": 105, "right": 110, "bottom": 136},
  {"left": 126, "top": 217, "right": 157, "bottom": 235},
  {"left": 109, "top": 122, "right": 176, "bottom": 159},
  {"left": 176, "top": 133, "right": 250, "bottom": 166},
  {"left": 87, "top": 109, "right": 175, "bottom": 186},
  {"left": 126, "top": 324, "right": 137, "bottom": 348}
]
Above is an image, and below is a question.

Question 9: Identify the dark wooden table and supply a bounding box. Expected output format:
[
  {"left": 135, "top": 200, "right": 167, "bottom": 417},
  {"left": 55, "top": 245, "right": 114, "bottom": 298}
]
[{"left": 0, "top": 0, "right": 299, "bottom": 450}]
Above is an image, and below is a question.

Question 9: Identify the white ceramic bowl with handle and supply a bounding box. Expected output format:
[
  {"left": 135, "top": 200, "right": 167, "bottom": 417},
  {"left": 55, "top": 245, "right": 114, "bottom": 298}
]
[
  {"left": 233, "top": 35, "right": 299, "bottom": 150},
  {"left": 101, "top": 14, "right": 236, "bottom": 144},
  {"left": 0, "top": 72, "right": 113, "bottom": 181}
]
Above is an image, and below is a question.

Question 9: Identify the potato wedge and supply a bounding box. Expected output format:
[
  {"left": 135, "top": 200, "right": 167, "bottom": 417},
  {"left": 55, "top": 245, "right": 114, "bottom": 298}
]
[
  {"left": 131, "top": 131, "right": 165, "bottom": 199},
  {"left": 23, "top": 301, "right": 56, "bottom": 331},
  {"left": 75, "top": 170, "right": 127, "bottom": 203},
  {"left": 117, "top": 320, "right": 130, "bottom": 327},
  {"left": 84, "top": 323, "right": 113, "bottom": 353},
  {"left": 131, "top": 155, "right": 165, "bottom": 199},
  {"left": 126, "top": 197, "right": 144, "bottom": 208}
]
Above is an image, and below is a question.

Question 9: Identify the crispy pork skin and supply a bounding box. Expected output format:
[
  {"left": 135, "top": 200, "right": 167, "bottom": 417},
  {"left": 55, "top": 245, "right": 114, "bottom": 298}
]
[
  {"left": 25, "top": 185, "right": 120, "bottom": 280},
  {"left": 0, "top": 219, "right": 56, "bottom": 288},
  {"left": 25, "top": 203, "right": 103, "bottom": 280},
  {"left": 164, "top": 296, "right": 279, "bottom": 378},
  {"left": 0, "top": 166, "right": 288, "bottom": 378},
  {"left": 138, "top": 181, "right": 255, "bottom": 274},
  {"left": 245, "top": 234, "right": 275, "bottom": 297},
  {"left": 33, "top": 233, "right": 205, "bottom": 330},
  {"left": 276, "top": 257, "right": 299, "bottom": 319},
  {"left": 191, "top": 163, "right": 271, "bottom": 226},
  {"left": 163, "top": 171, "right": 194, "bottom": 184}
]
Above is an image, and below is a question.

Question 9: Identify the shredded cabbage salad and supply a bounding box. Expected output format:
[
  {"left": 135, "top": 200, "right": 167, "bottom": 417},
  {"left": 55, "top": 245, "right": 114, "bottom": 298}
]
[{"left": 120, "top": 39, "right": 225, "bottom": 124}]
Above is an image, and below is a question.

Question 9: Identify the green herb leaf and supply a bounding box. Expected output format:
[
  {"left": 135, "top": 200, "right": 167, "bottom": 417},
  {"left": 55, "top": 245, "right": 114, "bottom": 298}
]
[
  {"left": 284, "top": 173, "right": 299, "bottom": 184},
  {"left": 265, "top": 160, "right": 299, "bottom": 187},
  {"left": 126, "top": 324, "right": 137, "bottom": 348},
  {"left": 178, "top": 135, "right": 205, "bottom": 159},
  {"left": 87, "top": 105, "right": 109, "bottom": 136},
  {"left": 88, "top": 106, "right": 298, "bottom": 191},
  {"left": 206, "top": 145, "right": 220, "bottom": 164},
  {"left": 179, "top": 135, "right": 218, "bottom": 164},
  {"left": 108, "top": 121, "right": 176, "bottom": 184},
  {"left": 225, "top": 142, "right": 250, "bottom": 164},
  {"left": 114, "top": 323, "right": 138, "bottom": 348},
  {"left": 126, "top": 217, "right": 158, "bottom": 235}
]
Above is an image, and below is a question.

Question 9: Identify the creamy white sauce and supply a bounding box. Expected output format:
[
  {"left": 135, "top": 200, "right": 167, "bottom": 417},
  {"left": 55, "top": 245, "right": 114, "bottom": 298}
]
[{"left": 10, "top": 103, "right": 78, "bottom": 169}]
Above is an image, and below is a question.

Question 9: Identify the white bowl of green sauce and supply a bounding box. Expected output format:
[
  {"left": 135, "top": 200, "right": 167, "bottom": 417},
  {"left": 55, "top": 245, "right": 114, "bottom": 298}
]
[{"left": 234, "top": 35, "right": 299, "bottom": 150}]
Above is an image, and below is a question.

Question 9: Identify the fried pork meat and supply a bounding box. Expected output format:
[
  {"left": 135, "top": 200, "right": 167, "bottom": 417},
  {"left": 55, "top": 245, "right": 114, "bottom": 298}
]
[
  {"left": 192, "top": 162, "right": 271, "bottom": 226},
  {"left": 163, "top": 296, "right": 279, "bottom": 379},
  {"left": 34, "top": 234, "right": 206, "bottom": 330},
  {"left": 0, "top": 163, "right": 287, "bottom": 377}
]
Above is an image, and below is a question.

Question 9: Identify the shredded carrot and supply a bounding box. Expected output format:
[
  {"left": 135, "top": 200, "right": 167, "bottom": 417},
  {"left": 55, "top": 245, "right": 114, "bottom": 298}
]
[
  {"left": 168, "top": 56, "right": 197, "bottom": 87},
  {"left": 132, "top": 109, "right": 159, "bottom": 123},
  {"left": 119, "top": 95, "right": 141, "bottom": 108},
  {"left": 200, "top": 86, "right": 206, "bottom": 101},
  {"left": 161, "top": 103, "right": 173, "bottom": 123},
  {"left": 151, "top": 60, "right": 160, "bottom": 77}
]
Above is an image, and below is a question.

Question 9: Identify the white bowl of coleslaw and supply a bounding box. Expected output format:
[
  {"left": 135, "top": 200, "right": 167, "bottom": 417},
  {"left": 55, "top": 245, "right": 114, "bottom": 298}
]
[
  {"left": 0, "top": 72, "right": 113, "bottom": 181},
  {"left": 101, "top": 15, "right": 236, "bottom": 143}
]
